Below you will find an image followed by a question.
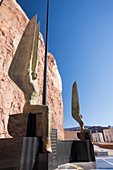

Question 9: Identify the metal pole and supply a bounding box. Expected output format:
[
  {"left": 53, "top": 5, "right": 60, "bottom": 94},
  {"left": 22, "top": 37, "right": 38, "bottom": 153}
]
[{"left": 42, "top": 0, "right": 49, "bottom": 105}]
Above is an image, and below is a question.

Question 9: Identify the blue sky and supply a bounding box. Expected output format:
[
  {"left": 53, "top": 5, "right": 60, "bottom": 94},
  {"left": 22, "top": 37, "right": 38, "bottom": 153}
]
[{"left": 17, "top": 0, "right": 113, "bottom": 128}]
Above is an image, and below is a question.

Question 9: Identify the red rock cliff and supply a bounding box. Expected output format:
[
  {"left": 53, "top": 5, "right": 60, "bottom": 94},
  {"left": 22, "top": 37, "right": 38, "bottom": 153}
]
[{"left": 0, "top": 0, "right": 64, "bottom": 140}]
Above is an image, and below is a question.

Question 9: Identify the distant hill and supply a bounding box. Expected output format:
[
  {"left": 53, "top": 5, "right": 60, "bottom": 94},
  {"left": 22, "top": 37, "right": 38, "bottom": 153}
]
[{"left": 64, "top": 126, "right": 109, "bottom": 133}]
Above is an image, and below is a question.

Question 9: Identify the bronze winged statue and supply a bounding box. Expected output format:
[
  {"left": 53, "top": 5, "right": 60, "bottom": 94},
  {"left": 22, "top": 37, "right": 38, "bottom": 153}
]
[
  {"left": 72, "top": 81, "right": 85, "bottom": 131},
  {"left": 8, "top": 16, "right": 52, "bottom": 153}
]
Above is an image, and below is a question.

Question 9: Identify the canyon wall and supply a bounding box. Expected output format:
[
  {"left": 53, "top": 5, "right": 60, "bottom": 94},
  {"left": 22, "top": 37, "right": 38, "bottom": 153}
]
[{"left": 0, "top": 0, "right": 64, "bottom": 139}]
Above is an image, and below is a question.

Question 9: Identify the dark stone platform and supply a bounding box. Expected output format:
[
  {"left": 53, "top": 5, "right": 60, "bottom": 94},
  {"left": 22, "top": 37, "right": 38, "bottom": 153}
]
[
  {"left": 0, "top": 129, "right": 95, "bottom": 170},
  {"left": 0, "top": 129, "right": 58, "bottom": 170},
  {"left": 57, "top": 140, "right": 95, "bottom": 166}
]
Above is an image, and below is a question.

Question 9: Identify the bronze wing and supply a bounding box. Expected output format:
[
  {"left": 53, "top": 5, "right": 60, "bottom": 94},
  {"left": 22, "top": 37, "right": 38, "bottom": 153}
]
[{"left": 72, "top": 81, "right": 84, "bottom": 128}]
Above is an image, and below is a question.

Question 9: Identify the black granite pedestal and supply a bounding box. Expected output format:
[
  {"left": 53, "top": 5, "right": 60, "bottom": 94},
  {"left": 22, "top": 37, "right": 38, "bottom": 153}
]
[
  {"left": 69, "top": 140, "right": 95, "bottom": 162},
  {"left": 0, "top": 130, "right": 95, "bottom": 170},
  {"left": 57, "top": 140, "right": 95, "bottom": 165},
  {"left": 0, "top": 129, "right": 57, "bottom": 170}
]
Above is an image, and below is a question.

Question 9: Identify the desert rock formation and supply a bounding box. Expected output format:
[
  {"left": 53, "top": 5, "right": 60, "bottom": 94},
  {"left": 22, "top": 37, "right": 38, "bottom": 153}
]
[{"left": 0, "top": 0, "right": 64, "bottom": 139}]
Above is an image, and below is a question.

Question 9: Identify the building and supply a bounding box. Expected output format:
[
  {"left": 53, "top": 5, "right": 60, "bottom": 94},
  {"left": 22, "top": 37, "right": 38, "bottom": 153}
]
[
  {"left": 103, "top": 128, "right": 113, "bottom": 142},
  {"left": 92, "top": 131, "right": 104, "bottom": 142}
]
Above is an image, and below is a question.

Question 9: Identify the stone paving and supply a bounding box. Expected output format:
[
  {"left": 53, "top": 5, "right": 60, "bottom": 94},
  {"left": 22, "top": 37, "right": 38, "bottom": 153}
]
[{"left": 57, "top": 157, "right": 113, "bottom": 169}]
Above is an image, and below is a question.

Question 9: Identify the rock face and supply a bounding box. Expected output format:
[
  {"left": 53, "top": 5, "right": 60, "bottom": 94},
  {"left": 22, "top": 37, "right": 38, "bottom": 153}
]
[{"left": 0, "top": 0, "right": 64, "bottom": 140}]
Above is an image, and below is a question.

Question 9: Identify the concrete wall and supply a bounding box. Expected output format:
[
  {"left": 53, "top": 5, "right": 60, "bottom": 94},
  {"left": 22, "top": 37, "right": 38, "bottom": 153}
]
[{"left": 64, "top": 131, "right": 79, "bottom": 141}]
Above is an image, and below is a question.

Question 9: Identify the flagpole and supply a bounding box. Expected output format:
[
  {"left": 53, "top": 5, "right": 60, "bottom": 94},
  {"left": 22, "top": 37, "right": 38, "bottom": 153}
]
[{"left": 42, "top": 0, "right": 49, "bottom": 105}]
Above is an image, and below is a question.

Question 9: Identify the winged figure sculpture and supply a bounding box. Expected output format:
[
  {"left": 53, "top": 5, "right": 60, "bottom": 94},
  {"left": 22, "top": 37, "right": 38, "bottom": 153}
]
[{"left": 72, "top": 81, "right": 85, "bottom": 131}]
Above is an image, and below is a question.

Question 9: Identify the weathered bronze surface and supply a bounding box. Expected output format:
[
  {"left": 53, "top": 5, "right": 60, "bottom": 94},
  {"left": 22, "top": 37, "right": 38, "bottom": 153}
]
[
  {"left": 8, "top": 16, "right": 39, "bottom": 107},
  {"left": 72, "top": 81, "right": 85, "bottom": 131}
]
